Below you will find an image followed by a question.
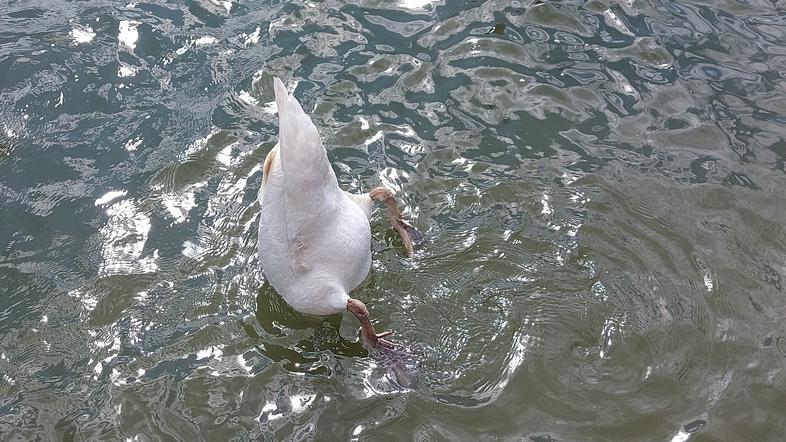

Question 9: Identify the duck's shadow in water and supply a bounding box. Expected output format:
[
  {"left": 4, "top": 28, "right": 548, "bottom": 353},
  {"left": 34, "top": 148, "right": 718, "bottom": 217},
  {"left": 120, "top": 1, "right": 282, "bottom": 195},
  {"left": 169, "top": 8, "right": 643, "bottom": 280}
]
[
  {"left": 253, "top": 281, "right": 421, "bottom": 388},
  {"left": 253, "top": 281, "right": 365, "bottom": 354}
]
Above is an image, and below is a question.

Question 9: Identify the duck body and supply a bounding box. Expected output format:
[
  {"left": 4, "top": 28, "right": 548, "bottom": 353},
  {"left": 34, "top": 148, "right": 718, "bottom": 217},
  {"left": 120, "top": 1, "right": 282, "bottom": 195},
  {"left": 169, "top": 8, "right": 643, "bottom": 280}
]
[
  {"left": 258, "top": 77, "right": 421, "bottom": 347},
  {"left": 258, "top": 147, "right": 373, "bottom": 316},
  {"left": 259, "top": 78, "right": 375, "bottom": 316}
]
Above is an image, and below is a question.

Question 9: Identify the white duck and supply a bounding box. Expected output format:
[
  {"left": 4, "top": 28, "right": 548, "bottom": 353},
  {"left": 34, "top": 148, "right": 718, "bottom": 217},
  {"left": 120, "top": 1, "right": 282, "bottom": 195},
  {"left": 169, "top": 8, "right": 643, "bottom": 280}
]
[{"left": 258, "top": 77, "right": 421, "bottom": 348}]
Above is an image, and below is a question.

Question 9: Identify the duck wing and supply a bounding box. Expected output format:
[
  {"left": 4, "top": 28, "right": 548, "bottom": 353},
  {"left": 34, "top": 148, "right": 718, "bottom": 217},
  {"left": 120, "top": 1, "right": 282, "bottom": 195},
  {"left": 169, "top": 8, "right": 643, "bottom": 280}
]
[
  {"left": 268, "top": 77, "right": 343, "bottom": 270},
  {"left": 273, "top": 77, "right": 341, "bottom": 201}
]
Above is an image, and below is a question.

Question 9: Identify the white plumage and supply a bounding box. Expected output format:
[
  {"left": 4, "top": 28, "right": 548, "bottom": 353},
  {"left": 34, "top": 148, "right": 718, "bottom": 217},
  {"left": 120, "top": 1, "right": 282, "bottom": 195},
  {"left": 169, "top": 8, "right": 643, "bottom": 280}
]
[
  {"left": 258, "top": 77, "right": 373, "bottom": 316},
  {"left": 258, "top": 77, "right": 420, "bottom": 347}
]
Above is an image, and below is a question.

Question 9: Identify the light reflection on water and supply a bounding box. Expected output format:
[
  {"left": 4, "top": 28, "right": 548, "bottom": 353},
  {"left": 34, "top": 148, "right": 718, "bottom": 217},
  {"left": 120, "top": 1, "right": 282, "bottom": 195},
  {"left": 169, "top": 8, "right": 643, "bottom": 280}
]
[
  {"left": 99, "top": 199, "right": 157, "bottom": 276},
  {"left": 1, "top": 0, "right": 786, "bottom": 440}
]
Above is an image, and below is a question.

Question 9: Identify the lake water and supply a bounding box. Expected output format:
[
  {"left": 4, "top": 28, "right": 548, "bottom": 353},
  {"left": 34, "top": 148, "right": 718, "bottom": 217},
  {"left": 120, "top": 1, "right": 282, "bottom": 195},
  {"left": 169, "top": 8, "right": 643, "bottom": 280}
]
[{"left": 2, "top": 0, "right": 786, "bottom": 440}]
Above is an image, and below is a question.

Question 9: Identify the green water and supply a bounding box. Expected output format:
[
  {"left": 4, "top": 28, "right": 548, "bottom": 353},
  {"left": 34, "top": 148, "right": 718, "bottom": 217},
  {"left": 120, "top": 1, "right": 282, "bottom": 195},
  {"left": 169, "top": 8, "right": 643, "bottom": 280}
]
[{"left": 2, "top": 0, "right": 786, "bottom": 440}]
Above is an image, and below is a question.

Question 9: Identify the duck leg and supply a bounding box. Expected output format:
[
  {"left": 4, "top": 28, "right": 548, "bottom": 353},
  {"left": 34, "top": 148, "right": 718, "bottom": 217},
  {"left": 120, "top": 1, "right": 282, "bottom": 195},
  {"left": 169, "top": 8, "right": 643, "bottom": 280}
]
[
  {"left": 369, "top": 187, "right": 423, "bottom": 255},
  {"left": 347, "top": 298, "right": 394, "bottom": 348}
]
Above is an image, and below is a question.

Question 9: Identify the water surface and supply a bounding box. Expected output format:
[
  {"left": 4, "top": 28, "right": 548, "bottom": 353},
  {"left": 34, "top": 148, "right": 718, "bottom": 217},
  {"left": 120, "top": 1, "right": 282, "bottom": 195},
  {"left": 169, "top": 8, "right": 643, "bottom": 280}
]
[{"left": 2, "top": 0, "right": 786, "bottom": 440}]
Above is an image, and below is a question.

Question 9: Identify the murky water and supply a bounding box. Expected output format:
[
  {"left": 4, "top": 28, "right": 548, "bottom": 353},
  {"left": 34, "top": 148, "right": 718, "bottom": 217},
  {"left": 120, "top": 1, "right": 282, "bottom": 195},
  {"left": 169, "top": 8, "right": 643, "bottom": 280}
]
[{"left": 2, "top": 0, "right": 786, "bottom": 440}]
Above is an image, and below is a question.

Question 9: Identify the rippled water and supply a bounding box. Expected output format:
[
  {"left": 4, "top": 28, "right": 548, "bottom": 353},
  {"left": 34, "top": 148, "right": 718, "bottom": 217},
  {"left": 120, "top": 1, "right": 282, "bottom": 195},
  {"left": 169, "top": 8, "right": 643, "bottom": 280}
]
[{"left": 2, "top": 0, "right": 786, "bottom": 440}]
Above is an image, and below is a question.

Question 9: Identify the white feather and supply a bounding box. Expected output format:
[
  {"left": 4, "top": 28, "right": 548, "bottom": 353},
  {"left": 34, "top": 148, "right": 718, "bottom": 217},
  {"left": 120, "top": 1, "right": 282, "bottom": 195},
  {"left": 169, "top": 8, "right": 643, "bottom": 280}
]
[{"left": 258, "top": 77, "right": 372, "bottom": 316}]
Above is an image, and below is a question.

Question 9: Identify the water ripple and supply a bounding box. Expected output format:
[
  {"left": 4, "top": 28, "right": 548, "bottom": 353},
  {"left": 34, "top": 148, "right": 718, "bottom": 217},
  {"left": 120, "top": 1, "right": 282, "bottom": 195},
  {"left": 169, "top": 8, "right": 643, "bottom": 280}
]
[{"left": 2, "top": 0, "right": 786, "bottom": 439}]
